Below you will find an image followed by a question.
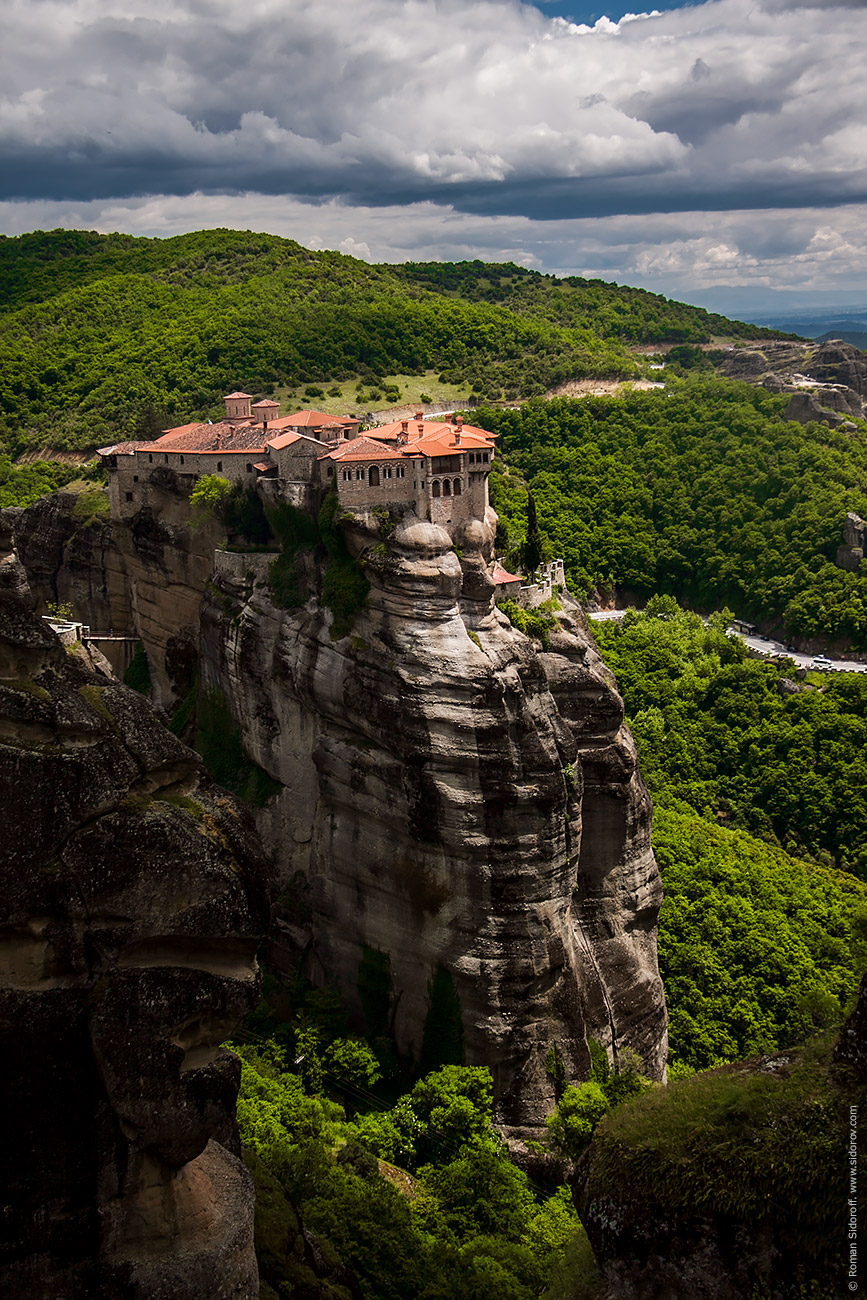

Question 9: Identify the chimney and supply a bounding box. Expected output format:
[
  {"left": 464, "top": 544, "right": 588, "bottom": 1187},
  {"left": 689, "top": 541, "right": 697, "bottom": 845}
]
[
  {"left": 454, "top": 428, "right": 461, "bottom": 446},
  {"left": 416, "top": 422, "right": 424, "bottom": 439},
  {"left": 456, "top": 414, "right": 463, "bottom": 430},
  {"left": 415, "top": 410, "right": 424, "bottom": 421},
  {"left": 401, "top": 419, "right": 409, "bottom": 433}
]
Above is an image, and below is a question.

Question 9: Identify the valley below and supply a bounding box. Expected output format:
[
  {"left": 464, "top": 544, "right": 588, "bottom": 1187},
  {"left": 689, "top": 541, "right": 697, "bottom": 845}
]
[{"left": 1, "top": 228, "right": 866, "bottom": 1300}]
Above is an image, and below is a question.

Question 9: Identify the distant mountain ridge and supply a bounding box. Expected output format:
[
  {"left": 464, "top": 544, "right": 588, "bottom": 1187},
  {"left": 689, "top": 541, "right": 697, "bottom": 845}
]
[{"left": 0, "top": 227, "right": 790, "bottom": 455}]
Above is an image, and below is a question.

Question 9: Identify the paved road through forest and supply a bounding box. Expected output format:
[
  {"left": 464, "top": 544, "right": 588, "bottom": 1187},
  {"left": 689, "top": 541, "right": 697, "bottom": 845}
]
[{"left": 587, "top": 608, "right": 867, "bottom": 674}]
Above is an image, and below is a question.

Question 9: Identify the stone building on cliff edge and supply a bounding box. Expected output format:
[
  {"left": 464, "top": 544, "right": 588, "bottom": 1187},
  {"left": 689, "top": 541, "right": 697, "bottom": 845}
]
[{"left": 99, "top": 391, "right": 496, "bottom": 532}]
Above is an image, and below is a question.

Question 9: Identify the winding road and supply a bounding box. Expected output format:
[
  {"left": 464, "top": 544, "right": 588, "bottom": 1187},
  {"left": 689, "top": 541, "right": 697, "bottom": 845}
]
[{"left": 587, "top": 608, "right": 867, "bottom": 674}]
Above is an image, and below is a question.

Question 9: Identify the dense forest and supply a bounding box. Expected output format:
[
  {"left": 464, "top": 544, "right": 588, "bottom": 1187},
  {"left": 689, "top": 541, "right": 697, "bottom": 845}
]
[
  {"left": 590, "top": 601, "right": 866, "bottom": 1063},
  {"left": 0, "top": 228, "right": 782, "bottom": 455},
  {"left": 485, "top": 382, "right": 867, "bottom": 646},
  {"left": 224, "top": 600, "right": 867, "bottom": 1299}
]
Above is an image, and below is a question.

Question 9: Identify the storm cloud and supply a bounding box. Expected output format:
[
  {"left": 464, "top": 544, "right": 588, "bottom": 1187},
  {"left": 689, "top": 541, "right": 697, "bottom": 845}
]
[
  {"left": 1, "top": 0, "right": 866, "bottom": 295},
  {"left": 2, "top": 0, "right": 865, "bottom": 214}
]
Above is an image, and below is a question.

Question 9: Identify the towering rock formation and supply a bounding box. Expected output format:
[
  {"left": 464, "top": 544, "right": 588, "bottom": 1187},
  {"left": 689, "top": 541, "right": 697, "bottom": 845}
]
[
  {"left": 0, "top": 508, "right": 270, "bottom": 1299},
  {"left": 13, "top": 484, "right": 668, "bottom": 1131},
  {"left": 200, "top": 504, "right": 666, "bottom": 1129}
]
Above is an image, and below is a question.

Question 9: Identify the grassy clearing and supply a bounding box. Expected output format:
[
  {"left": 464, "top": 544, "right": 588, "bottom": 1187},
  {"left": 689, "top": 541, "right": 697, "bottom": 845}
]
[{"left": 271, "top": 370, "right": 474, "bottom": 417}]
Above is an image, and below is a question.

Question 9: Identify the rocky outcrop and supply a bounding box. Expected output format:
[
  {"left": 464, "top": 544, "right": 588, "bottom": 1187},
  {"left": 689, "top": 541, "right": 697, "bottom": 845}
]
[
  {"left": 575, "top": 1030, "right": 863, "bottom": 1299},
  {"left": 718, "top": 338, "right": 867, "bottom": 428},
  {"left": 13, "top": 483, "right": 668, "bottom": 1130},
  {"left": 199, "top": 504, "right": 667, "bottom": 1130},
  {"left": 0, "top": 508, "right": 270, "bottom": 1299},
  {"left": 838, "top": 510, "right": 866, "bottom": 572},
  {"left": 13, "top": 479, "right": 224, "bottom": 707}
]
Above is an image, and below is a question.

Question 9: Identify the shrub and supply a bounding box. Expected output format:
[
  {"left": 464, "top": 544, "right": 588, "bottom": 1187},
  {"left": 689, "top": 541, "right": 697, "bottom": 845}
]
[
  {"left": 122, "top": 641, "right": 151, "bottom": 696},
  {"left": 190, "top": 473, "right": 231, "bottom": 529},
  {"left": 546, "top": 1082, "right": 609, "bottom": 1161},
  {"left": 72, "top": 486, "right": 110, "bottom": 524},
  {"left": 322, "top": 555, "right": 369, "bottom": 639},
  {"left": 497, "top": 598, "right": 557, "bottom": 649}
]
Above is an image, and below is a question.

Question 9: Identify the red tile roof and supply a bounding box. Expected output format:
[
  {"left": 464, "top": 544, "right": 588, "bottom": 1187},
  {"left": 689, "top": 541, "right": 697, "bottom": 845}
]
[
  {"left": 283, "top": 409, "right": 359, "bottom": 428},
  {"left": 410, "top": 429, "right": 494, "bottom": 459},
  {"left": 266, "top": 430, "right": 325, "bottom": 452},
  {"left": 150, "top": 422, "right": 267, "bottom": 452},
  {"left": 372, "top": 417, "right": 494, "bottom": 445},
  {"left": 158, "top": 422, "right": 203, "bottom": 441},
  {"left": 223, "top": 391, "right": 253, "bottom": 400},
  {"left": 324, "top": 436, "right": 405, "bottom": 462},
  {"left": 97, "top": 440, "right": 145, "bottom": 456},
  {"left": 492, "top": 563, "right": 522, "bottom": 585}
]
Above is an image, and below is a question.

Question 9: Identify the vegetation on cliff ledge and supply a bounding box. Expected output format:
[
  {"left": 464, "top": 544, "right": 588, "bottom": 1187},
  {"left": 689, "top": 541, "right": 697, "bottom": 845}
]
[
  {"left": 239, "top": 1045, "right": 585, "bottom": 1300},
  {"left": 580, "top": 1033, "right": 861, "bottom": 1296}
]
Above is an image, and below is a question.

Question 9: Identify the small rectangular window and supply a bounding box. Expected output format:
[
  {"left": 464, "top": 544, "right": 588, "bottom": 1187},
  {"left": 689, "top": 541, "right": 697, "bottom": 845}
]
[
  {"left": 133, "top": 475, "right": 138, "bottom": 483},
  {"left": 217, "top": 461, "right": 222, "bottom": 471},
  {"left": 125, "top": 492, "right": 133, "bottom": 502},
  {"left": 148, "top": 453, "right": 153, "bottom": 463},
  {"left": 180, "top": 456, "right": 185, "bottom": 465}
]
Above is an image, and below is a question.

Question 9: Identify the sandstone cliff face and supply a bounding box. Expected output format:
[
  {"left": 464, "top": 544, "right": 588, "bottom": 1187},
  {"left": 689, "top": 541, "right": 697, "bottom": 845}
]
[
  {"left": 14, "top": 486, "right": 668, "bottom": 1131},
  {"left": 0, "top": 508, "right": 270, "bottom": 1299},
  {"left": 14, "top": 479, "right": 224, "bottom": 706},
  {"left": 199, "top": 506, "right": 667, "bottom": 1129}
]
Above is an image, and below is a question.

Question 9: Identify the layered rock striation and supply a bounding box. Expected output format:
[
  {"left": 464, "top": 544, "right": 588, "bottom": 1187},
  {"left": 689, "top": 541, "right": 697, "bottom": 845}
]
[
  {"left": 13, "top": 482, "right": 668, "bottom": 1130},
  {"left": 200, "top": 504, "right": 667, "bottom": 1129},
  {"left": 0, "top": 508, "right": 270, "bottom": 1299}
]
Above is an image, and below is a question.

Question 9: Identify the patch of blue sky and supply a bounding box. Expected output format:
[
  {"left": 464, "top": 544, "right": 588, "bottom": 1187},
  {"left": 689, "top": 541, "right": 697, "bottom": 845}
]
[{"left": 532, "top": 1, "right": 698, "bottom": 26}]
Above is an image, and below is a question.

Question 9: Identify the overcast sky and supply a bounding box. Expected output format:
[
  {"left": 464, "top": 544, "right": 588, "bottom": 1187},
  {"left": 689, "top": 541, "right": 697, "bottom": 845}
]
[{"left": 2, "top": 0, "right": 866, "bottom": 311}]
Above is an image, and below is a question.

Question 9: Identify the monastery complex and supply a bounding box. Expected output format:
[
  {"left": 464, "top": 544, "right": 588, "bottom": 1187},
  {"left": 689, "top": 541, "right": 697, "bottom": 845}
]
[{"left": 100, "top": 391, "right": 496, "bottom": 530}]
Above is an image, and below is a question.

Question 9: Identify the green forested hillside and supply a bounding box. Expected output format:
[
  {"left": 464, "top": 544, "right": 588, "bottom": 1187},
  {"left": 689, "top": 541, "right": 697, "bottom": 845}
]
[
  {"left": 485, "top": 382, "right": 867, "bottom": 645},
  {"left": 589, "top": 603, "right": 867, "bottom": 1070},
  {"left": 0, "top": 228, "right": 780, "bottom": 455}
]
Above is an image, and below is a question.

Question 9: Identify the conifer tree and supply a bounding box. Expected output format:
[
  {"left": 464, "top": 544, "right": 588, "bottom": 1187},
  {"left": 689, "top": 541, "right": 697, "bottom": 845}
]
[{"left": 523, "top": 490, "right": 543, "bottom": 578}]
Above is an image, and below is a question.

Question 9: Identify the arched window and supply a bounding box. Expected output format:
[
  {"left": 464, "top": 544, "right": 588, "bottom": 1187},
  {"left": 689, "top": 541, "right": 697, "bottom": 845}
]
[
  {"left": 443, "top": 479, "right": 451, "bottom": 497},
  {"left": 432, "top": 480, "right": 441, "bottom": 498},
  {"left": 369, "top": 465, "right": 380, "bottom": 487},
  {"left": 453, "top": 479, "right": 462, "bottom": 496}
]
